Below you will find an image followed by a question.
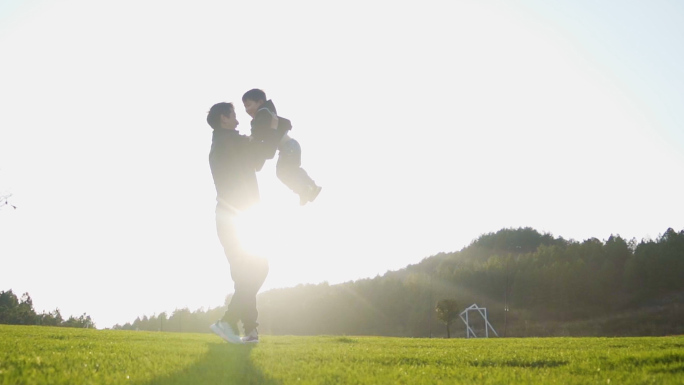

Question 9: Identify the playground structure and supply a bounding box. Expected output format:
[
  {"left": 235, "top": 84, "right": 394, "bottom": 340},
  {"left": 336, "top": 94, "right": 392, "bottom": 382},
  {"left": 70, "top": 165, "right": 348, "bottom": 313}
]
[
  {"left": 0, "top": 193, "right": 16, "bottom": 210},
  {"left": 459, "top": 304, "right": 498, "bottom": 338}
]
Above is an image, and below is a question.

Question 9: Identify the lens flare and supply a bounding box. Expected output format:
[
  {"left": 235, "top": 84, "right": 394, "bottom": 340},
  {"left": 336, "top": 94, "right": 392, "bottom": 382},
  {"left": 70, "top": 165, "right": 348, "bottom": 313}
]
[{"left": 233, "top": 204, "right": 299, "bottom": 260}]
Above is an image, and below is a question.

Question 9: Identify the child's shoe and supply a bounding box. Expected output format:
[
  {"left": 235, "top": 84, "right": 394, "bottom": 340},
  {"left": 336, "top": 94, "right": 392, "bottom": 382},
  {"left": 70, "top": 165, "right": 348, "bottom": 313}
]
[
  {"left": 309, "top": 185, "right": 322, "bottom": 203},
  {"left": 299, "top": 185, "right": 322, "bottom": 206}
]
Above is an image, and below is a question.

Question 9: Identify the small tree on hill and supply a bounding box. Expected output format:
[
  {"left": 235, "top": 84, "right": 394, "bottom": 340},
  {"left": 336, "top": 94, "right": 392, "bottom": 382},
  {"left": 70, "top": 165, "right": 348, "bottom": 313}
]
[{"left": 435, "top": 299, "right": 460, "bottom": 338}]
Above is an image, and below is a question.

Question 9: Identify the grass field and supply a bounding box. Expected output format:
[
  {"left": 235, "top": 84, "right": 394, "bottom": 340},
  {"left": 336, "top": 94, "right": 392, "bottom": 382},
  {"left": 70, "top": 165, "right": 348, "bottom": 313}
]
[{"left": 0, "top": 325, "right": 682, "bottom": 384}]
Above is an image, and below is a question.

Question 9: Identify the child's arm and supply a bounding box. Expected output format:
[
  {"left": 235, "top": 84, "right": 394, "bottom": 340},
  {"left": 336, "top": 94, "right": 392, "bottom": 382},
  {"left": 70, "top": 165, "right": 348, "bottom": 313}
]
[
  {"left": 250, "top": 99, "right": 279, "bottom": 137},
  {"left": 250, "top": 105, "right": 292, "bottom": 171},
  {"left": 251, "top": 108, "right": 276, "bottom": 136},
  {"left": 250, "top": 109, "right": 279, "bottom": 170}
]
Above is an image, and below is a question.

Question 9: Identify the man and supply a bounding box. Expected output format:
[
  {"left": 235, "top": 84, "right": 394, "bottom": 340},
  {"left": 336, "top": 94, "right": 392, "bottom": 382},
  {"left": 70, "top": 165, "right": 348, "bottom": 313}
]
[{"left": 206, "top": 102, "right": 269, "bottom": 344}]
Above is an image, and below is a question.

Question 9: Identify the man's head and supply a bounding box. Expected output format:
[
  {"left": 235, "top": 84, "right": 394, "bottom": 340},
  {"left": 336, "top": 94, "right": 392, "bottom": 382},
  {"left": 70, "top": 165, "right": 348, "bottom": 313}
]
[
  {"left": 242, "top": 89, "right": 267, "bottom": 118},
  {"left": 207, "top": 102, "right": 239, "bottom": 130}
]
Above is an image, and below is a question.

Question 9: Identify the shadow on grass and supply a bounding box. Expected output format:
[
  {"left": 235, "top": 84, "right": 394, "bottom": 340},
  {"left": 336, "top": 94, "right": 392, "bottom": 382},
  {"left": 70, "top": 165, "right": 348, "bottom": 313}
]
[
  {"left": 142, "top": 342, "right": 281, "bottom": 385},
  {"left": 469, "top": 359, "right": 568, "bottom": 368}
]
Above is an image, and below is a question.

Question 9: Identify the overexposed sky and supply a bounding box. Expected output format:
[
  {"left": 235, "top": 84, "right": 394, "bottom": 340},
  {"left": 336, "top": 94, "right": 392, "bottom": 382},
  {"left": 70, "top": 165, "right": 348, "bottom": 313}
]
[{"left": 1, "top": 0, "right": 683, "bottom": 329}]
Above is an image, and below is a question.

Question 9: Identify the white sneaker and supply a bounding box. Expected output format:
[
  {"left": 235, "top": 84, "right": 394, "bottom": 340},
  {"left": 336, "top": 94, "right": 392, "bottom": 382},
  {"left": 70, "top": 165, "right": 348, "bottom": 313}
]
[
  {"left": 210, "top": 321, "right": 243, "bottom": 344},
  {"left": 241, "top": 329, "right": 259, "bottom": 344}
]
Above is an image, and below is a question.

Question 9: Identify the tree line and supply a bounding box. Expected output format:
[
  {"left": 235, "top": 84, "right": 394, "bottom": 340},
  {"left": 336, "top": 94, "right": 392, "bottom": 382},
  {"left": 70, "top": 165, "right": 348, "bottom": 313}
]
[
  {"left": 112, "top": 307, "right": 227, "bottom": 334},
  {"left": 0, "top": 290, "right": 95, "bottom": 328},
  {"left": 115, "top": 227, "right": 683, "bottom": 337}
]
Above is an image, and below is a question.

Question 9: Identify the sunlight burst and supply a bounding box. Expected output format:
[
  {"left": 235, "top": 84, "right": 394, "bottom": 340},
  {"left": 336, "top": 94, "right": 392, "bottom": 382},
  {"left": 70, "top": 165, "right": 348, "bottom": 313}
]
[{"left": 233, "top": 203, "right": 301, "bottom": 261}]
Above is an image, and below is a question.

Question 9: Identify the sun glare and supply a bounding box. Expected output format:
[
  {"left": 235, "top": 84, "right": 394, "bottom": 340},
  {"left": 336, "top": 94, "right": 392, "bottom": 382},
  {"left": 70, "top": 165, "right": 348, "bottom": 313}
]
[{"left": 233, "top": 202, "right": 302, "bottom": 262}]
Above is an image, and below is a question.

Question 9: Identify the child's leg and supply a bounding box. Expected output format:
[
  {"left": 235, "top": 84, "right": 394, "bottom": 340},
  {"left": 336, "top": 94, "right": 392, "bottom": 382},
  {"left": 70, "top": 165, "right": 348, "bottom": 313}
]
[{"left": 276, "top": 138, "right": 318, "bottom": 198}]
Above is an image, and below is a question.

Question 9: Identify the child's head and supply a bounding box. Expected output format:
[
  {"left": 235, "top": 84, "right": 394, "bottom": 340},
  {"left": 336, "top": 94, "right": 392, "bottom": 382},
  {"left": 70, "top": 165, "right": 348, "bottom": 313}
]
[
  {"left": 242, "top": 88, "right": 267, "bottom": 118},
  {"left": 207, "top": 102, "right": 238, "bottom": 130}
]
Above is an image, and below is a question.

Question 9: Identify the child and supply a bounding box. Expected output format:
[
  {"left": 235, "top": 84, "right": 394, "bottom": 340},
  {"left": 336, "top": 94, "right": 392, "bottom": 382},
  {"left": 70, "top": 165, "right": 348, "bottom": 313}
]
[{"left": 242, "top": 89, "right": 322, "bottom": 205}]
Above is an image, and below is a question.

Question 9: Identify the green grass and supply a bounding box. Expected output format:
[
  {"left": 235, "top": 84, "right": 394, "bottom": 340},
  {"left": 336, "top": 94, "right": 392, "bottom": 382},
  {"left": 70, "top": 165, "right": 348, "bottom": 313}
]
[{"left": 0, "top": 325, "right": 682, "bottom": 384}]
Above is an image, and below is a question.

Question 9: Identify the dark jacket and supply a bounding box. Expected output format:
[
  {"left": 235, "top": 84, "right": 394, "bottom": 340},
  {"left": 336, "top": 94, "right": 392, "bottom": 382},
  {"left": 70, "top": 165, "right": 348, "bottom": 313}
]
[
  {"left": 250, "top": 99, "right": 292, "bottom": 171},
  {"left": 209, "top": 129, "right": 260, "bottom": 212}
]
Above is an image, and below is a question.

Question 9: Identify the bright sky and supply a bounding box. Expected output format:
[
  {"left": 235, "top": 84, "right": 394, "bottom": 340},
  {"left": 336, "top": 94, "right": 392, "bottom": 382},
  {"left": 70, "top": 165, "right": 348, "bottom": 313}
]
[{"left": 1, "top": 0, "right": 683, "bottom": 329}]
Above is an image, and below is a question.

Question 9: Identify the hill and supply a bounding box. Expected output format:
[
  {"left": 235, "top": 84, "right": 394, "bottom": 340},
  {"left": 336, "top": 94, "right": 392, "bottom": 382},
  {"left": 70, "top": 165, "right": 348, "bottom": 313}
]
[{"left": 116, "top": 227, "right": 684, "bottom": 337}]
